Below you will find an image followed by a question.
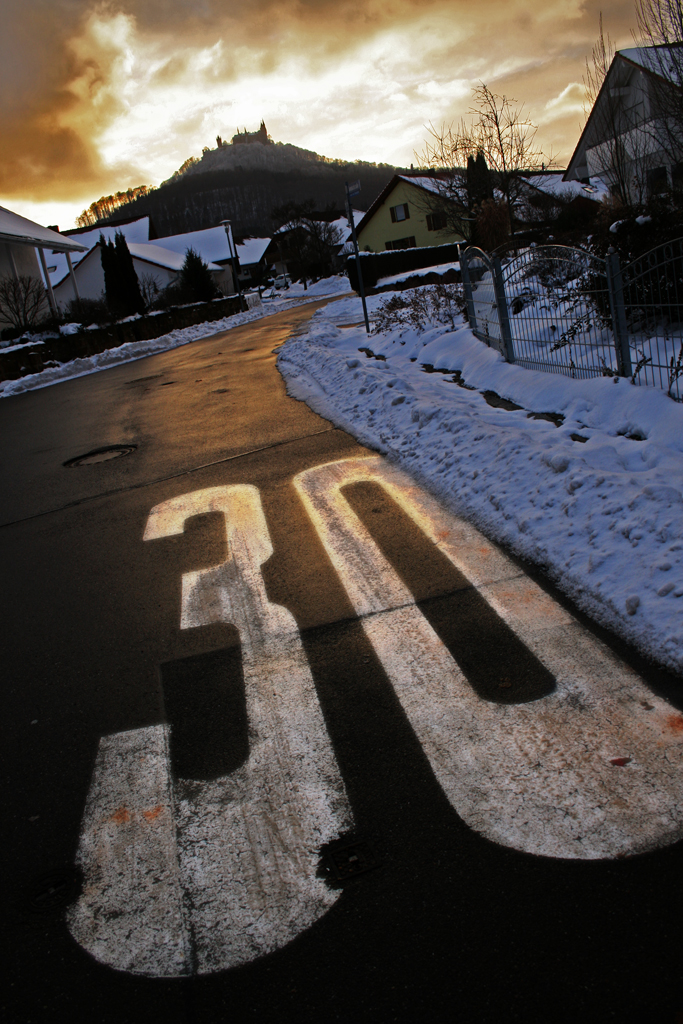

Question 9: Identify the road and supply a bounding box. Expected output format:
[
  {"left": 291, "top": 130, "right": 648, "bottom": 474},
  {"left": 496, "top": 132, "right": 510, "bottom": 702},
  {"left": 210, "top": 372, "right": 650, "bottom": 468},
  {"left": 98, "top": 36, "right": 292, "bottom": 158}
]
[{"left": 2, "top": 298, "right": 683, "bottom": 1023}]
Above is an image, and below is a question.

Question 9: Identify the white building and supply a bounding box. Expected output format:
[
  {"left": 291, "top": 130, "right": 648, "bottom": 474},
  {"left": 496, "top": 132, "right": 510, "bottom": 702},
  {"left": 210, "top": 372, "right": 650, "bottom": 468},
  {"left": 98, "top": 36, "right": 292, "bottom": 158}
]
[
  {"left": 564, "top": 45, "right": 683, "bottom": 202},
  {"left": 0, "top": 206, "right": 87, "bottom": 325},
  {"left": 53, "top": 240, "right": 228, "bottom": 306}
]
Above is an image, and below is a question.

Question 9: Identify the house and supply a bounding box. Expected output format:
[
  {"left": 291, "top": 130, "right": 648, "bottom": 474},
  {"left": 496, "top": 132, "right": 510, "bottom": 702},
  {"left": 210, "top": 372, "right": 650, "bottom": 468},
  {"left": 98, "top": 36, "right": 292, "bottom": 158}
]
[
  {"left": 234, "top": 237, "right": 272, "bottom": 288},
  {"left": 151, "top": 225, "right": 238, "bottom": 292},
  {"left": 354, "top": 174, "right": 466, "bottom": 253},
  {"left": 0, "top": 205, "right": 87, "bottom": 323},
  {"left": 564, "top": 45, "right": 683, "bottom": 201},
  {"left": 265, "top": 211, "right": 361, "bottom": 279},
  {"left": 47, "top": 216, "right": 152, "bottom": 295},
  {"left": 514, "top": 171, "right": 609, "bottom": 230},
  {"left": 53, "top": 241, "right": 227, "bottom": 306}
]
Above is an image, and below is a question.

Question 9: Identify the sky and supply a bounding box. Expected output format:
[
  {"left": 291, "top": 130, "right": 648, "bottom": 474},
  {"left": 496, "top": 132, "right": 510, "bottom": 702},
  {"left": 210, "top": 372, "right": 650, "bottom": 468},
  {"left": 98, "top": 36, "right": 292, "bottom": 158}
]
[{"left": 2, "top": 0, "right": 640, "bottom": 231}]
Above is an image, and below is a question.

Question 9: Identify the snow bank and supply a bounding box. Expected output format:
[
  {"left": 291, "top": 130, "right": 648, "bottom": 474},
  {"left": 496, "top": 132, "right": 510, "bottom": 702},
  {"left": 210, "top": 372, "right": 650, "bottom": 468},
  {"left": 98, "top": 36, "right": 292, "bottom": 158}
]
[
  {"left": 284, "top": 275, "right": 352, "bottom": 298},
  {"left": 277, "top": 292, "right": 683, "bottom": 675},
  {"left": 376, "top": 261, "right": 460, "bottom": 288}
]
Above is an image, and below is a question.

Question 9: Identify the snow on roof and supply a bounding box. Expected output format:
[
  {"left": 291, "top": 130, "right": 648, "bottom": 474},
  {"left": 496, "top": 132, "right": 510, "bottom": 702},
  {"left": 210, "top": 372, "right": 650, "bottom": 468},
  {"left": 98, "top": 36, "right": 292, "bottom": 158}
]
[
  {"left": 524, "top": 174, "right": 609, "bottom": 201},
  {"left": 152, "top": 225, "right": 235, "bottom": 265},
  {"left": 127, "top": 242, "right": 221, "bottom": 272},
  {"left": 398, "top": 175, "right": 445, "bottom": 195},
  {"left": 0, "top": 206, "right": 88, "bottom": 252},
  {"left": 619, "top": 44, "right": 683, "bottom": 82},
  {"left": 236, "top": 237, "right": 271, "bottom": 265},
  {"left": 47, "top": 217, "right": 151, "bottom": 286},
  {"left": 51, "top": 239, "right": 222, "bottom": 288}
]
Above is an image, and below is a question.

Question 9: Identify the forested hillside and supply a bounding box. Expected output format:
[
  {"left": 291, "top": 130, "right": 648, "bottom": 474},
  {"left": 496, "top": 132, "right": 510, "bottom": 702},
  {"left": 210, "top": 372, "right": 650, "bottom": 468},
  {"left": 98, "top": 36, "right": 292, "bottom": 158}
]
[{"left": 88, "top": 143, "right": 404, "bottom": 239}]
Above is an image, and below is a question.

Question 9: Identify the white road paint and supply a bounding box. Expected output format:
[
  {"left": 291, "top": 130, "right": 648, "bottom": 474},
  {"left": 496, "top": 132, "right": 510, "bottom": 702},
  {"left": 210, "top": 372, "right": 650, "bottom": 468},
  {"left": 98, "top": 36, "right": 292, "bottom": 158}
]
[
  {"left": 68, "top": 484, "right": 352, "bottom": 977},
  {"left": 67, "top": 725, "right": 189, "bottom": 976},
  {"left": 294, "top": 456, "right": 683, "bottom": 860}
]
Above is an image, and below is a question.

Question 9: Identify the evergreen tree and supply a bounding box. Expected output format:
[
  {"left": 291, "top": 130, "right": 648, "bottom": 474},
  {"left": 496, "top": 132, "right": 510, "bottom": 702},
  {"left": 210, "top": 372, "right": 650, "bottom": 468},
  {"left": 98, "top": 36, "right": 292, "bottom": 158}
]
[
  {"left": 99, "top": 234, "right": 120, "bottom": 311},
  {"left": 178, "top": 247, "right": 219, "bottom": 303},
  {"left": 468, "top": 151, "right": 493, "bottom": 208},
  {"left": 115, "top": 231, "right": 145, "bottom": 315},
  {"left": 99, "top": 232, "right": 144, "bottom": 318},
  {"left": 466, "top": 154, "right": 478, "bottom": 211}
]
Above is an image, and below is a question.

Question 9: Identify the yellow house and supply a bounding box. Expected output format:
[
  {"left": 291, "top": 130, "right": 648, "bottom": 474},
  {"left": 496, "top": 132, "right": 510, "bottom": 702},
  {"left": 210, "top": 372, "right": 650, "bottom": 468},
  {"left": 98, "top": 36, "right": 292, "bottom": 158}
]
[{"left": 355, "top": 174, "right": 466, "bottom": 253}]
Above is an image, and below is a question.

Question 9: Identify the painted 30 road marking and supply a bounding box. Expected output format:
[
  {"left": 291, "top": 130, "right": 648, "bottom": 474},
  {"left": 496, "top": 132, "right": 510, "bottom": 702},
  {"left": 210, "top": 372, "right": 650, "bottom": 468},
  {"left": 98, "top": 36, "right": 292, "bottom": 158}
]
[{"left": 68, "top": 457, "right": 683, "bottom": 977}]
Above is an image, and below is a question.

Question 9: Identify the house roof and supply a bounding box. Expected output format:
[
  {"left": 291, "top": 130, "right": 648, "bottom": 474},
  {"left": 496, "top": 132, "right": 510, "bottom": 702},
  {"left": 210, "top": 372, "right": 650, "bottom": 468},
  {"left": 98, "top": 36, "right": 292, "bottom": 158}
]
[
  {"left": 618, "top": 43, "right": 683, "bottom": 83},
  {"left": 127, "top": 242, "right": 221, "bottom": 273},
  {"left": 0, "top": 206, "right": 88, "bottom": 253},
  {"left": 48, "top": 218, "right": 152, "bottom": 286},
  {"left": 354, "top": 173, "right": 451, "bottom": 238},
  {"left": 235, "top": 237, "right": 271, "bottom": 265},
  {"left": 52, "top": 240, "right": 221, "bottom": 289},
  {"left": 522, "top": 171, "right": 609, "bottom": 201},
  {"left": 152, "top": 225, "right": 236, "bottom": 265},
  {"left": 564, "top": 45, "right": 682, "bottom": 182}
]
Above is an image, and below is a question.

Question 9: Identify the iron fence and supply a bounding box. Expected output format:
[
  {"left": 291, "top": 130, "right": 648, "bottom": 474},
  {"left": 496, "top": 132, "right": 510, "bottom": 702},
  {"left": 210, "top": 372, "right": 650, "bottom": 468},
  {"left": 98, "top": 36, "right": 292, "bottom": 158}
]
[{"left": 459, "top": 238, "right": 683, "bottom": 401}]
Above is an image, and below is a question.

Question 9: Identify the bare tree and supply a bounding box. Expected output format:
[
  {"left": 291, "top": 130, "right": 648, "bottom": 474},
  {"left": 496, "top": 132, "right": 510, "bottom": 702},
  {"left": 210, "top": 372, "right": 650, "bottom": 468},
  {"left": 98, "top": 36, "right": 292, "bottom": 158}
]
[
  {"left": 583, "top": 13, "right": 616, "bottom": 113},
  {"left": 0, "top": 275, "right": 50, "bottom": 332},
  {"left": 582, "top": 15, "right": 634, "bottom": 204},
  {"left": 635, "top": 0, "right": 683, "bottom": 171},
  {"left": 271, "top": 200, "right": 343, "bottom": 286},
  {"left": 419, "top": 83, "right": 553, "bottom": 236},
  {"left": 138, "top": 272, "right": 160, "bottom": 310}
]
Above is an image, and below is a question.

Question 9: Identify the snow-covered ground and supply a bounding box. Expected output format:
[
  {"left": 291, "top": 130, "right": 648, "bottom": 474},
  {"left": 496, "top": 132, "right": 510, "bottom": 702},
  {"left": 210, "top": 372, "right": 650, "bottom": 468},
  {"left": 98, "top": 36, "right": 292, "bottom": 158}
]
[
  {"left": 0, "top": 278, "right": 351, "bottom": 398},
  {"left": 277, "top": 288, "right": 683, "bottom": 676}
]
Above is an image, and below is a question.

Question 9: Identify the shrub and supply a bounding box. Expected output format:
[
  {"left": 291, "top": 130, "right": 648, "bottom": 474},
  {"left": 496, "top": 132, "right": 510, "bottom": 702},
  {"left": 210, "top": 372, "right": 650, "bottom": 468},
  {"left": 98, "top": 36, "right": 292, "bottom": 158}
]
[
  {"left": 374, "top": 283, "right": 467, "bottom": 334},
  {"left": 63, "top": 296, "right": 112, "bottom": 325}
]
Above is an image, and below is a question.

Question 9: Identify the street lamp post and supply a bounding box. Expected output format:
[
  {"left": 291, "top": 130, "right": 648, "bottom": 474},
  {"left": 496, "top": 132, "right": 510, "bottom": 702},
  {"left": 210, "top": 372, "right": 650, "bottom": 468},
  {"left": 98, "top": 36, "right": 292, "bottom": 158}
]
[{"left": 220, "top": 219, "right": 245, "bottom": 310}]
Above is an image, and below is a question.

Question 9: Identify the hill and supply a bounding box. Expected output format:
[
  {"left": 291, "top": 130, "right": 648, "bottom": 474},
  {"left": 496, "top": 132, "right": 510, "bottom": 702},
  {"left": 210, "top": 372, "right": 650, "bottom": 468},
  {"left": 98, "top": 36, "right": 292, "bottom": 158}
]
[{"left": 86, "top": 131, "right": 406, "bottom": 239}]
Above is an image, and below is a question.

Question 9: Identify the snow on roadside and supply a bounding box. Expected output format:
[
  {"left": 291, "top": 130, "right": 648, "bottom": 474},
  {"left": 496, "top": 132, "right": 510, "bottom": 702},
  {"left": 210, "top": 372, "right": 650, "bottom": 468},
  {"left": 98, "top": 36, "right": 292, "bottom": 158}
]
[
  {"left": 277, "top": 291, "right": 683, "bottom": 676},
  {"left": 0, "top": 278, "right": 351, "bottom": 398}
]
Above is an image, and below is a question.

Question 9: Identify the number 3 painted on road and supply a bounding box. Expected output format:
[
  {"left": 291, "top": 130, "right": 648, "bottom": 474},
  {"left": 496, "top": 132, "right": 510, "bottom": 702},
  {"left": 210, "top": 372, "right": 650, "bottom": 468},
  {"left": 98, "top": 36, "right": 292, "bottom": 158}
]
[{"left": 68, "top": 484, "right": 352, "bottom": 977}]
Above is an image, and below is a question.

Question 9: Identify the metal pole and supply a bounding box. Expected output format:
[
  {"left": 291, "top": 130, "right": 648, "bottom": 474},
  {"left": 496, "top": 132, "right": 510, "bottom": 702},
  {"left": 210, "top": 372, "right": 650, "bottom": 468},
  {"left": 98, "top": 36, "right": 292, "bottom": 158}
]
[
  {"left": 345, "top": 183, "right": 370, "bottom": 334},
  {"left": 492, "top": 256, "right": 515, "bottom": 364},
  {"left": 605, "top": 248, "right": 632, "bottom": 377},
  {"left": 66, "top": 251, "right": 82, "bottom": 309},
  {"left": 220, "top": 220, "right": 245, "bottom": 310},
  {"left": 37, "top": 247, "right": 58, "bottom": 317},
  {"left": 458, "top": 245, "right": 478, "bottom": 332}
]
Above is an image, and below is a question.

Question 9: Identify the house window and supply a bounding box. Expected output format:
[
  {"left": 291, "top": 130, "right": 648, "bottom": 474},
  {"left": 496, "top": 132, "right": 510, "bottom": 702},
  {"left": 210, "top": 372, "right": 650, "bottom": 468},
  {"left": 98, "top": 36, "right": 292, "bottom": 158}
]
[
  {"left": 390, "top": 203, "right": 410, "bottom": 223},
  {"left": 672, "top": 163, "right": 683, "bottom": 191},
  {"left": 426, "top": 212, "right": 447, "bottom": 231},
  {"left": 385, "top": 236, "right": 416, "bottom": 250},
  {"left": 647, "top": 165, "right": 668, "bottom": 197}
]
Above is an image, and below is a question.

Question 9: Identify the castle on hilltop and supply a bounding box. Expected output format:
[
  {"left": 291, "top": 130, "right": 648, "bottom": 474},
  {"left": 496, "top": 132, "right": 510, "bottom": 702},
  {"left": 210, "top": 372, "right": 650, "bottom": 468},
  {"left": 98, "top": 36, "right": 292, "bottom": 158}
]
[{"left": 231, "top": 121, "right": 272, "bottom": 146}]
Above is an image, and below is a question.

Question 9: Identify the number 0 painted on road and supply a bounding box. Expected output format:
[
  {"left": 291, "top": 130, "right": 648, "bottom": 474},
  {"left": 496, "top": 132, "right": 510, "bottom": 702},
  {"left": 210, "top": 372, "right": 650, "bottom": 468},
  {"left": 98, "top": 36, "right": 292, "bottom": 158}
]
[{"left": 294, "top": 457, "right": 683, "bottom": 861}]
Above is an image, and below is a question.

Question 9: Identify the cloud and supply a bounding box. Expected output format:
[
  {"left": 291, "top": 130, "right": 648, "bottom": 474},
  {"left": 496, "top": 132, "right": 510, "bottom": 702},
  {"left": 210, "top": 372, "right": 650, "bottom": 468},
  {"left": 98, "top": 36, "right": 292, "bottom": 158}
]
[
  {"left": 0, "top": 0, "right": 638, "bottom": 221},
  {"left": 544, "top": 82, "right": 586, "bottom": 122}
]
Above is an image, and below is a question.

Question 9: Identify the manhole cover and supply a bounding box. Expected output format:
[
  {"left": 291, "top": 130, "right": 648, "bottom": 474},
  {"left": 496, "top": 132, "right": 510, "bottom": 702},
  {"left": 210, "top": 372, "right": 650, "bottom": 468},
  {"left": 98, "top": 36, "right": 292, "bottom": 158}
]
[
  {"left": 28, "top": 871, "right": 79, "bottom": 912},
  {"left": 64, "top": 444, "right": 137, "bottom": 467}
]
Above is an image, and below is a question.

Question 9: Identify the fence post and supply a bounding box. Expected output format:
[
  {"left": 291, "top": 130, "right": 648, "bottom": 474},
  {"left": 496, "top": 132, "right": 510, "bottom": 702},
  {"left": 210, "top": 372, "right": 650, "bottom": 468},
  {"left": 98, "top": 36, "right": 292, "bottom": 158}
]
[
  {"left": 605, "top": 248, "right": 632, "bottom": 377},
  {"left": 459, "top": 246, "right": 478, "bottom": 332},
  {"left": 492, "top": 255, "right": 515, "bottom": 364}
]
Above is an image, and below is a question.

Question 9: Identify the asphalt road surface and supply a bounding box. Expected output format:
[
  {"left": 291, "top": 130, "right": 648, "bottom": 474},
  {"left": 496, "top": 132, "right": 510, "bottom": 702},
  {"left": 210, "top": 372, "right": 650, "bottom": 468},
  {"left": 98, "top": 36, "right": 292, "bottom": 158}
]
[{"left": 3, "top": 299, "right": 683, "bottom": 1024}]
